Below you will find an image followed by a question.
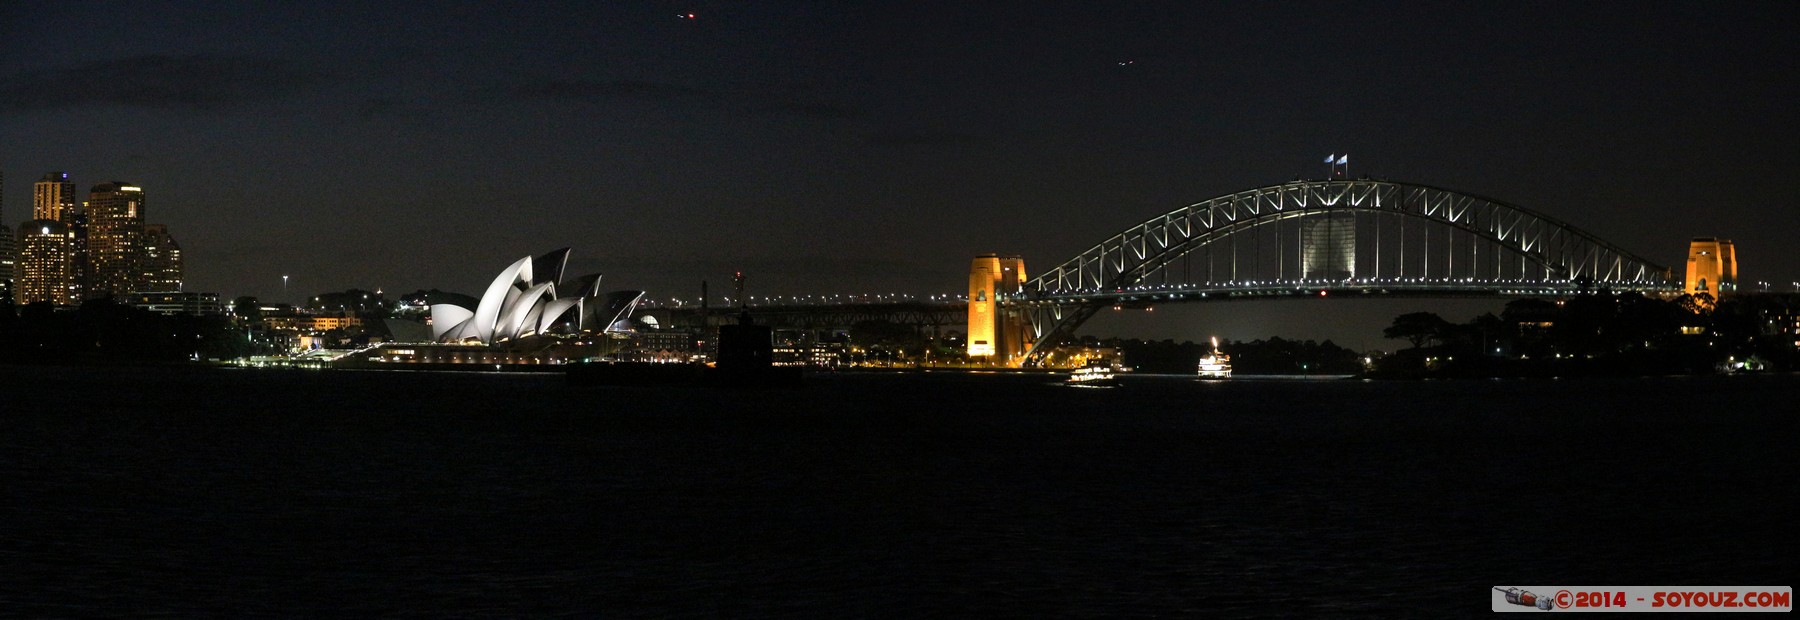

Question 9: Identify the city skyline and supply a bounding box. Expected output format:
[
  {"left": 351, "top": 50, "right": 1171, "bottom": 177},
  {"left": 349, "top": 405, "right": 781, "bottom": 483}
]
[
  {"left": 6, "top": 172, "right": 183, "bottom": 307},
  {"left": 2, "top": 2, "right": 1793, "bottom": 346}
]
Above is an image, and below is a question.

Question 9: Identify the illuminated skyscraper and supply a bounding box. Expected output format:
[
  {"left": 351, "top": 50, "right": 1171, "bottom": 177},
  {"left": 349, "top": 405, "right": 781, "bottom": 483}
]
[
  {"left": 16, "top": 220, "right": 76, "bottom": 306},
  {"left": 84, "top": 182, "right": 146, "bottom": 298},
  {"left": 967, "top": 254, "right": 1032, "bottom": 363},
  {"left": 32, "top": 172, "right": 83, "bottom": 300},
  {"left": 0, "top": 170, "right": 9, "bottom": 305},
  {"left": 67, "top": 206, "right": 88, "bottom": 300},
  {"left": 141, "top": 224, "right": 183, "bottom": 292},
  {"left": 34, "top": 172, "right": 76, "bottom": 222},
  {"left": 0, "top": 224, "right": 13, "bottom": 306},
  {"left": 1684, "top": 238, "right": 1737, "bottom": 300}
]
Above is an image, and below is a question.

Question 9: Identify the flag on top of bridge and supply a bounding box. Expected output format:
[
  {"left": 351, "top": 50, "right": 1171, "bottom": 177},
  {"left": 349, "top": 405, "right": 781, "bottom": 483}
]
[
  {"left": 1324, "top": 154, "right": 1336, "bottom": 164},
  {"left": 1337, "top": 154, "right": 1348, "bottom": 165}
]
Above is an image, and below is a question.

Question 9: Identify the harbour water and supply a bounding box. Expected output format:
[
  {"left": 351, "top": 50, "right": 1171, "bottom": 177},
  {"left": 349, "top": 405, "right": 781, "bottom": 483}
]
[{"left": 2, "top": 366, "right": 1793, "bottom": 616}]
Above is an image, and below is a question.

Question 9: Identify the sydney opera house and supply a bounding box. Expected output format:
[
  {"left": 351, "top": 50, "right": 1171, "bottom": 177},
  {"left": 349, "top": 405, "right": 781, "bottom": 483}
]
[
  {"left": 428, "top": 248, "right": 641, "bottom": 345},
  {"left": 335, "top": 249, "right": 645, "bottom": 368}
]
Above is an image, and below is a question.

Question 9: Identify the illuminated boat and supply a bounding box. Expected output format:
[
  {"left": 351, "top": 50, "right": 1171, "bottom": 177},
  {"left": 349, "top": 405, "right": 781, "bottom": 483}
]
[
  {"left": 1067, "top": 360, "right": 1116, "bottom": 385},
  {"left": 1197, "top": 337, "right": 1232, "bottom": 378}
]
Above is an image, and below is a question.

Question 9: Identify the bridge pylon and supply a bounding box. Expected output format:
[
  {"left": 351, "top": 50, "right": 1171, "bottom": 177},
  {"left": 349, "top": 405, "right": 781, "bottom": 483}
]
[
  {"left": 1684, "top": 237, "right": 1737, "bottom": 303},
  {"left": 967, "top": 254, "right": 1034, "bottom": 366}
]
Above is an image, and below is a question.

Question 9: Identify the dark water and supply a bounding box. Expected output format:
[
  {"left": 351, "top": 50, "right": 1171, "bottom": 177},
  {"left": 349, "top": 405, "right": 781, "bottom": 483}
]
[{"left": 2, "top": 366, "right": 1794, "bottom": 617}]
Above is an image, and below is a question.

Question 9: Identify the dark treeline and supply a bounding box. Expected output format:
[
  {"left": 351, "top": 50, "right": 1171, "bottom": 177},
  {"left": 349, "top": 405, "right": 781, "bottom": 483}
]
[
  {"left": 1377, "top": 292, "right": 1797, "bottom": 377},
  {"left": 1093, "top": 336, "right": 1361, "bottom": 375},
  {"left": 0, "top": 299, "right": 252, "bottom": 364},
  {"left": 308, "top": 288, "right": 392, "bottom": 316}
]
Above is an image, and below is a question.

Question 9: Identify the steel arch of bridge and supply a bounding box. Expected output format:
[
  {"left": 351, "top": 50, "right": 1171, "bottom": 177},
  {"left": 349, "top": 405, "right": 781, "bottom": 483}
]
[{"left": 1016, "top": 179, "right": 1677, "bottom": 364}]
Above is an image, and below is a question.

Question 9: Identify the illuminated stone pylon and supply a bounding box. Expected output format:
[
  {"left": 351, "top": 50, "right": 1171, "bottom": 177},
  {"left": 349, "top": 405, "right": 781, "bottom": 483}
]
[
  {"left": 1684, "top": 237, "right": 1737, "bottom": 303},
  {"left": 968, "top": 254, "right": 1032, "bottom": 365}
]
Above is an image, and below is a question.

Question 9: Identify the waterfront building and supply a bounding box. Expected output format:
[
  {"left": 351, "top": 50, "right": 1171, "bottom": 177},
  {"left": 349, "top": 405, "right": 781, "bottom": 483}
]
[
  {"left": 262, "top": 312, "right": 363, "bottom": 333},
  {"left": 428, "top": 248, "right": 643, "bottom": 345},
  {"left": 633, "top": 328, "right": 703, "bottom": 363},
  {"left": 340, "top": 341, "right": 611, "bottom": 367},
  {"left": 84, "top": 182, "right": 147, "bottom": 299},
  {"left": 1776, "top": 302, "right": 1800, "bottom": 350},
  {"left": 966, "top": 253, "right": 1032, "bottom": 362},
  {"left": 1685, "top": 238, "right": 1737, "bottom": 301},
  {"left": 771, "top": 332, "right": 844, "bottom": 367},
  {"left": 125, "top": 291, "right": 222, "bottom": 316},
  {"left": 295, "top": 249, "right": 652, "bottom": 366},
  {"left": 15, "top": 220, "right": 77, "bottom": 306}
]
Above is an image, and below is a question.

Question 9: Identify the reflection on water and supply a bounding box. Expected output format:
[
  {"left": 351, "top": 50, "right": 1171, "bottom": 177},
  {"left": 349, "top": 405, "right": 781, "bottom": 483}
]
[{"left": 3, "top": 366, "right": 1794, "bottom": 616}]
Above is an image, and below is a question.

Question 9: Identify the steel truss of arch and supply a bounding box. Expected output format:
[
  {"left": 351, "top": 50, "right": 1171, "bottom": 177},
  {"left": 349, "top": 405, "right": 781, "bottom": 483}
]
[{"left": 1016, "top": 179, "right": 1678, "bottom": 365}]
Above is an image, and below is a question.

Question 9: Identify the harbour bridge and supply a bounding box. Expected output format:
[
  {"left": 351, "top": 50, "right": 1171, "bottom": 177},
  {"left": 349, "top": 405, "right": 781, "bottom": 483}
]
[
  {"left": 1004, "top": 179, "right": 1678, "bottom": 365},
  {"left": 646, "top": 179, "right": 1681, "bottom": 366}
]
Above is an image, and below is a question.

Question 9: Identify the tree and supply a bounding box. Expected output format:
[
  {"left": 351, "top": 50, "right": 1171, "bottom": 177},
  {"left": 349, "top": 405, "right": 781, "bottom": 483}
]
[
  {"left": 1460, "top": 312, "right": 1505, "bottom": 355},
  {"left": 849, "top": 320, "right": 927, "bottom": 360},
  {"left": 1556, "top": 294, "right": 1617, "bottom": 356},
  {"left": 232, "top": 296, "right": 263, "bottom": 324},
  {"left": 1501, "top": 298, "right": 1558, "bottom": 323},
  {"left": 1677, "top": 292, "right": 1715, "bottom": 315},
  {"left": 1384, "top": 312, "right": 1451, "bottom": 349},
  {"left": 309, "top": 288, "right": 390, "bottom": 317}
]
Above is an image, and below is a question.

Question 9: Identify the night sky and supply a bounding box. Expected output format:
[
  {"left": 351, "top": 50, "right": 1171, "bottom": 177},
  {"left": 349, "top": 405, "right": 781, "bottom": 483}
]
[{"left": 3, "top": 2, "right": 1793, "bottom": 348}]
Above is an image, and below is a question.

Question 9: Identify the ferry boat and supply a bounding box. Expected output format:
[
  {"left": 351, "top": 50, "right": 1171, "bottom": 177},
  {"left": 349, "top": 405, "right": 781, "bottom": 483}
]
[
  {"left": 1067, "top": 360, "right": 1117, "bottom": 385},
  {"left": 1197, "top": 337, "right": 1232, "bottom": 378}
]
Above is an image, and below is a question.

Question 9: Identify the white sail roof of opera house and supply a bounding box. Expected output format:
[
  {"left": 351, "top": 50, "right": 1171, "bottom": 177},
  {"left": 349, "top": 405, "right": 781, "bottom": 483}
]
[{"left": 429, "top": 248, "right": 645, "bottom": 345}]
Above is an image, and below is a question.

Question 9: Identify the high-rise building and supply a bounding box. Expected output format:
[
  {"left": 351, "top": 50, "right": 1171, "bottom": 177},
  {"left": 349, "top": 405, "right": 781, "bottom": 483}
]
[
  {"left": 31, "top": 172, "right": 82, "bottom": 301},
  {"left": 967, "top": 253, "right": 1032, "bottom": 363},
  {"left": 1, "top": 170, "right": 10, "bottom": 306},
  {"left": 16, "top": 220, "right": 76, "bottom": 306},
  {"left": 34, "top": 172, "right": 76, "bottom": 222},
  {"left": 84, "top": 182, "right": 146, "bottom": 298},
  {"left": 67, "top": 206, "right": 88, "bottom": 300},
  {"left": 1685, "top": 238, "right": 1738, "bottom": 300},
  {"left": 0, "top": 224, "right": 14, "bottom": 306},
  {"left": 141, "top": 224, "right": 183, "bottom": 292}
]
